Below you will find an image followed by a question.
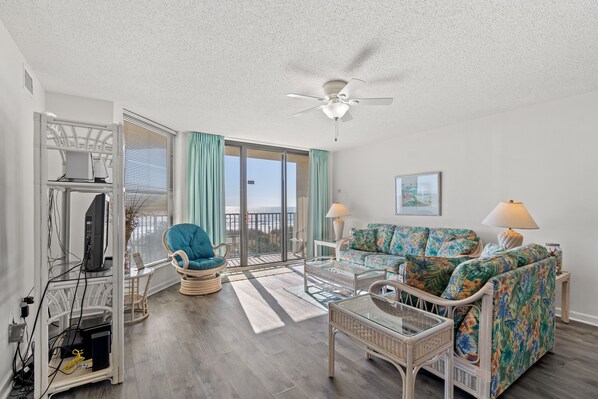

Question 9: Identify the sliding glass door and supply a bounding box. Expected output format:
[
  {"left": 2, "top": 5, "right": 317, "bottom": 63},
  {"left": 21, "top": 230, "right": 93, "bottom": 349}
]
[{"left": 225, "top": 143, "right": 308, "bottom": 267}]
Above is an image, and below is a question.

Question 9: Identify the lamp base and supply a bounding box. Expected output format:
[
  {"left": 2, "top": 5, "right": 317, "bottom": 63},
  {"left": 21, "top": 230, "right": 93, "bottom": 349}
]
[
  {"left": 498, "top": 228, "right": 523, "bottom": 249},
  {"left": 333, "top": 218, "right": 345, "bottom": 241}
]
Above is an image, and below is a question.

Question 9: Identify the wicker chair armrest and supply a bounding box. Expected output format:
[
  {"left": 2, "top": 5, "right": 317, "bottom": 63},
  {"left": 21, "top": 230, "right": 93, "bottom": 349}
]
[
  {"left": 368, "top": 279, "right": 492, "bottom": 308},
  {"left": 172, "top": 250, "right": 190, "bottom": 269},
  {"left": 213, "top": 243, "right": 230, "bottom": 259}
]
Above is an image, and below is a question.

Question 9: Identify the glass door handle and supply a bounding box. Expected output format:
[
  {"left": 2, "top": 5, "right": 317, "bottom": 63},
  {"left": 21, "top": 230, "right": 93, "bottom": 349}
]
[{"left": 244, "top": 211, "right": 249, "bottom": 224}]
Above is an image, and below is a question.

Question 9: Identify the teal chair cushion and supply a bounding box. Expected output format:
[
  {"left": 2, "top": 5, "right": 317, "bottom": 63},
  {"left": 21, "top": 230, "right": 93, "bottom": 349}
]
[
  {"left": 166, "top": 223, "right": 215, "bottom": 260},
  {"left": 179, "top": 257, "right": 226, "bottom": 271}
]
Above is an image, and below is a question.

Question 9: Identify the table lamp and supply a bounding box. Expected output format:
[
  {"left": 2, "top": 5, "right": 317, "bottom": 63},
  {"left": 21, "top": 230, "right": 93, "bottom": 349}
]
[
  {"left": 326, "top": 203, "right": 351, "bottom": 241},
  {"left": 482, "top": 200, "right": 538, "bottom": 249}
]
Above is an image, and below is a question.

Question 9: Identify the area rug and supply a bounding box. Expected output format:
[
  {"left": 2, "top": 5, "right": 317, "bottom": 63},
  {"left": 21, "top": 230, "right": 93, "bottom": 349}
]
[{"left": 283, "top": 284, "right": 346, "bottom": 311}]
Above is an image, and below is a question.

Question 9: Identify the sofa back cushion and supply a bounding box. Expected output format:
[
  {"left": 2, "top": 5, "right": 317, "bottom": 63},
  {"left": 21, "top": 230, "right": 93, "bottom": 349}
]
[
  {"left": 441, "top": 253, "right": 519, "bottom": 300},
  {"left": 436, "top": 237, "right": 480, "bottom": 257},
  {"left": 367, "top": 223, "right": 395, "bottom": 253},
  {"left": 425, "top": 228, "right": 478, "bottom": 257},
  {"left": 504, "top": 243, "right": 549, "bottom": 267},
  {"left": 348, "top": 228, "right": 377, "bottom": 252},
  {"left": 480, "top": 243, "right": 505, "bottom": 258},
  {"left": 402, "top": 255, "right": 464, "bottom": 296},
  {"left": 389, "top": 226, "right": 430, "bottom": 256}
]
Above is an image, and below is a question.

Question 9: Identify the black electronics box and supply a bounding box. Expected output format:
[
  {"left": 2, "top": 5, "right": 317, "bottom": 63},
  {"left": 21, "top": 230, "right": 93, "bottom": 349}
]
[
  {"left": 91, "top": 331, "right": 111, "bottom": 371},
  {"left": 81, "top": 322, "right": 112, "bottom": 356},
  {"left": 59, "top": 330, "right": 84, "bottom": 358}
]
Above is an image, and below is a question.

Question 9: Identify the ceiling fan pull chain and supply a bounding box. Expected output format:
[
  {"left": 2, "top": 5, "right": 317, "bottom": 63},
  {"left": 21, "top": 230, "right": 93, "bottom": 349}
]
[{"left": 334, "top": 118, "right": 339, "bottom": 141}]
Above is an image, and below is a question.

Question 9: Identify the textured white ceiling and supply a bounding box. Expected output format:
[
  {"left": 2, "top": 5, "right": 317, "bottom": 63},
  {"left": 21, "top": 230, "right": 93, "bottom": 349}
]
[{"left": 1, "top": 1, "right": 598, "bottom": 150}]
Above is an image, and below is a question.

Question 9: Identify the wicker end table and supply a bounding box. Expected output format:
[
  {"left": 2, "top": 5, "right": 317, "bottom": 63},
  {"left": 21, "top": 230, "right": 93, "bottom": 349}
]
[
  {"left": 329, "top": 293, "right": 454, "bottom": 399},
  {"left": 304, "top": 257, "right": 386, "bottom": 296},
  {"left": 124, "top": 267, "right": 154, "bottom": 325}
]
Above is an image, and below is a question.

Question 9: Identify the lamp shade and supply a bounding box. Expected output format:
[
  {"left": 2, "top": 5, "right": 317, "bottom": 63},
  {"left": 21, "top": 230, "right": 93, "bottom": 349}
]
[
  {"left": 482, "top": 200, "right": 539, "bottom": 229},
  {"left": 326, "top": 203, "right": 351, "bottom": 218}
]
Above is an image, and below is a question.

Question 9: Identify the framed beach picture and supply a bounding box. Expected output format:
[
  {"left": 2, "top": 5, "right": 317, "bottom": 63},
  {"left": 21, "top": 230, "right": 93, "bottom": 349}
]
[{"left": 395, "top": 172, "right": 441, "bottom": 216}]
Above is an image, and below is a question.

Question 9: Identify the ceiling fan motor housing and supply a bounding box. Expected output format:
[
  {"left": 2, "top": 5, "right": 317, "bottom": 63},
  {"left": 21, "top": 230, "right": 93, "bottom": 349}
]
[{"left": 322, "top": 80, "right": 348, "bottom": 98}]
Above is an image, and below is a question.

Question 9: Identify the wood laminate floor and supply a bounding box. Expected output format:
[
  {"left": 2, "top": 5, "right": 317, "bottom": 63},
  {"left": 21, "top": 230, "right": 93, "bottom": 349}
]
[{"left": 55, "top": 268, "right": 598, "bottom": 399}]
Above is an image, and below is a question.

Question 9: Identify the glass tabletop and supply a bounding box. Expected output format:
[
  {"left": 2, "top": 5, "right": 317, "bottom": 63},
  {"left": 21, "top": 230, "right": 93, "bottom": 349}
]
[
  {"left": 126, "top": 267, "right": 154, "bottom": 278},
  {"left": 48, "top": 261, "right": 112, "bottom": 281},
  {"left": 335, "top": 293, "right": 445, "bottom": 336},
  {"left": 305, "top": 257, "right": 385, "bottom": 275}
]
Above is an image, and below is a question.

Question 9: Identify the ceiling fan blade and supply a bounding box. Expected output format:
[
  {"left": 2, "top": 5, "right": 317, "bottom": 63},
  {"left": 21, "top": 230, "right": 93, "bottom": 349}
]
[
  {"left": 286, "top": 93, "right": 325, "bottom": 101},
  {"left": 292, "top": 105, "right": 323, "bottom": 116},
  {"left": 349, "top": 97, "right": 394, "bottom": 106},
  {"left": 338, "top": 78, "right": 366, "bottom": 99},
  {"left": 341, "top": 111, "right": 353, "bottom": 122}
]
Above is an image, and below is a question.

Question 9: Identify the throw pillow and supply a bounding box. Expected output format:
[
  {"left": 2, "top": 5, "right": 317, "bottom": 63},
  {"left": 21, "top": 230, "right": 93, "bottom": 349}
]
[
  {"left": 504, "top": 243, "right": 549, "bottom": 267},
  {"left": 480, "top": 243, "right": 505, "bottom": 258},
  {"left": 437, "top": 237, "right": 479, "bottom": 257},
  {"left": 402, "top": 255, "right": 464, "bottom": 296},
  {"left": 441, "top": 253, "right": 518, "bottom": 300},
  {"left": 348, "top": 228, "right": 376, "bottom": 252}
]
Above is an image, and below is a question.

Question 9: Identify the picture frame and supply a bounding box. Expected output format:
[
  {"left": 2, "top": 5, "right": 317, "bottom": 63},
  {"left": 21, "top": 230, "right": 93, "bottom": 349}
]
[{"left": 395, "top": 172, "right": 441, "bottom": 216}]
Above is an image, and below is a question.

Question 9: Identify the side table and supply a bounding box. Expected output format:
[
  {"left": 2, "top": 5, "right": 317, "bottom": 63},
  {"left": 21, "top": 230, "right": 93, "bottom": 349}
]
[
  {"left": 125, "top": 267, "right": 154, "bottom": 325},
  {"left": 556, "top": 271, "right": 570, "bottom": 323},
  {"left": 314, "top": 239, "right": 338, "bottom": 258}
]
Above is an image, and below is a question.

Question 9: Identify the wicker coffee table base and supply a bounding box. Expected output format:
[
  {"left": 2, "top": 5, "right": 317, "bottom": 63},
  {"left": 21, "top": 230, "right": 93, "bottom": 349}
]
[{"left": 329, "top": 306, "right": 454, "bottom": 399}]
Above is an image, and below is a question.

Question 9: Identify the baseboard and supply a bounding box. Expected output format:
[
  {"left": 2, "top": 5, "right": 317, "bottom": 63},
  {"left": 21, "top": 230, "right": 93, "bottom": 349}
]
[
  {"left": 556, "top": 307, "right": 598, "bottom": 327},
  {"left": 0, "top": 371, "right": 12, "bottom": 399},
  {"left": 148, "top": 275, "right": 179, "bottom": 297}
]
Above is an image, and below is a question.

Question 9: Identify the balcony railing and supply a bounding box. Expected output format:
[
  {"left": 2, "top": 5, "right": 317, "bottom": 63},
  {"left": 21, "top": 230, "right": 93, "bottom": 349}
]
[{"left": 225, "top": 212, "right": 302, "bottom": 261}]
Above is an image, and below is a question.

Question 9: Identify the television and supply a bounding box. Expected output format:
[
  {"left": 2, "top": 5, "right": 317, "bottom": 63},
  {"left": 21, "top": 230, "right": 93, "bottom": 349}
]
[{"left": 83, "top": 194, "right": 110, "bottom": 272}]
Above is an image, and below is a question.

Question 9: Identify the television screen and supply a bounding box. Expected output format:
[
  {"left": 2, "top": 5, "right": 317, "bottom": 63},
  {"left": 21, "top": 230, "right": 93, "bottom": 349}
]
[{"left": 83, "top": 194, "right": 110, "bottom": 271}]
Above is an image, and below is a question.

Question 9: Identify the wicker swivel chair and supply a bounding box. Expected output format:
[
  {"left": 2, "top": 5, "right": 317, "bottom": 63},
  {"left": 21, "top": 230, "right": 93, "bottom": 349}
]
[{"left": 162, "top": 224, "right": 229, "bottom": 295}]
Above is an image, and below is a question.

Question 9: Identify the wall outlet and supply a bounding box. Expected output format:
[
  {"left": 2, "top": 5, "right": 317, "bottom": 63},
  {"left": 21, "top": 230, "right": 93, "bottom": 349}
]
[{"left": 8, "top": 322, "right": 26, "bottom": 343}]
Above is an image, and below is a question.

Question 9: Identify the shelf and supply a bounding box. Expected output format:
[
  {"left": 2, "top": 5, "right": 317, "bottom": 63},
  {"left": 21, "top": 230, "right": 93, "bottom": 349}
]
[
  {"left": 48, "top": 261, "right": 113, "bottom": 282},
  {"left": 48, "top": 355, "right": 113, "bottom": 395},
  {"left": 46, "top": 180, "right": 113, "bottom": 192}
]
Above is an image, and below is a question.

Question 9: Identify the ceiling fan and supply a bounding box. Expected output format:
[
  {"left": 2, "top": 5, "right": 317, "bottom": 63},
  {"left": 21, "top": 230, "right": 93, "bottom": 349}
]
[{"left": 287, "top": 78, "right": 394, "bottom": 141}]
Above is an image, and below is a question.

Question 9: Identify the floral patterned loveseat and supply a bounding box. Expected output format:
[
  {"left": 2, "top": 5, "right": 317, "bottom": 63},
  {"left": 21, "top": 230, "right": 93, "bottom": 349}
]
[
  {"left": 368, "top": 243, "right": 556, "bottom": 399},
  {"left": 337, "top": 224, "right": 483, "bottom": 279}
]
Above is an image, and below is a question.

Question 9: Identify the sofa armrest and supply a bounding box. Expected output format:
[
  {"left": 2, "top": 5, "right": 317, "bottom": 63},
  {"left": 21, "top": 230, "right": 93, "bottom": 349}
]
[
  {"left": 336, "top": 238, "right": 350, "bottom": 253},
  {"left": 487, "top": 257, "right": 556, "bottom": 398}
]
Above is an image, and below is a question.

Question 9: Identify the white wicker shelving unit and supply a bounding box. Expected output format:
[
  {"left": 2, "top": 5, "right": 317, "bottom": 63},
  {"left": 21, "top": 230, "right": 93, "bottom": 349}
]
[{"left": 33, "top": 113, "right": 125, "bottom": 398}]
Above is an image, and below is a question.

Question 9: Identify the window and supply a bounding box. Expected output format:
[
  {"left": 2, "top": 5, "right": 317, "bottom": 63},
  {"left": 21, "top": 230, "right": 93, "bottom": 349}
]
[{"left": 123, "top": 112, "right": 174, "bottom": 265}]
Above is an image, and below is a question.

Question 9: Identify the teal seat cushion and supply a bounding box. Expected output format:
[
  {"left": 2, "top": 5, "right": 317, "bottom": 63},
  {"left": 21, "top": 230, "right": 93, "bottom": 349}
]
[
  {"left": 178, "top": 257, "right": 226, "bottom": 271},
  {"left": 166, "top": 223, "right": 215, "bottom": 260},
  {"left": 364, "top": 254, "right": 405, "bottom": 272},
  {"left": 389, "top": 226, "right": 430, "bottom": 256},
  {"left": 338, "top": 248, "right": 374, "bottom": 265}
]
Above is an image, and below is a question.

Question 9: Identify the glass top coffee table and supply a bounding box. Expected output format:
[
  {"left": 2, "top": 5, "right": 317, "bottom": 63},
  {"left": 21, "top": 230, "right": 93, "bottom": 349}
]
[
  {"left": 328, "top": 293, "right": 454, "bottom": 399},
  {"left": 303, "top": 257, "right": 386, "bottom": 296}
]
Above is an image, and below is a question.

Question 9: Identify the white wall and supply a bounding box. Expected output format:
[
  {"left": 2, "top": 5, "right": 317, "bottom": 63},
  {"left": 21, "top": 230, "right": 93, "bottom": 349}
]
[
  {"left": 333, "top": 91, "right": 598, "bottom": 325},
  {"left": 0, "top": 20, "right": 45, "bottom": 397}
]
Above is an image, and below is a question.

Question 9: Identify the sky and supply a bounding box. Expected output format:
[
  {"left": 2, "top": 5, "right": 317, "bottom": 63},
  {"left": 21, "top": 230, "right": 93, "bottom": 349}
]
[{"left": 225, "top": 155, "right": 297, "bottom": 210}]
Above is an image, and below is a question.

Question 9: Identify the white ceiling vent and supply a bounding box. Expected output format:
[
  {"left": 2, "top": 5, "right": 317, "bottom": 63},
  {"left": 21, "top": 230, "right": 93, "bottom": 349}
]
[{"left": 23, "top": 65, "right": 33, "bottom": 96}]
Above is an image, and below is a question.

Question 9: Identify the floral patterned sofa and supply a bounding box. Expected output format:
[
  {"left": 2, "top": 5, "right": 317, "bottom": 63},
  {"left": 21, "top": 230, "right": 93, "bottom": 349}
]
[
  {"left": 337, "top": 224, "right": 483, "bottom": 278},
  {"left": 368, "top": 243, "right": 556, "bottom": 399}
]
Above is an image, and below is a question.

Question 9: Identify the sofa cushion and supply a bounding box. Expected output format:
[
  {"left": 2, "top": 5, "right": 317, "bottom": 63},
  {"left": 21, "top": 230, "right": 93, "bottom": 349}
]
[
  {"left": 348, "top": 228, "right": 377, "bottom": 252},
  {"left": 441, "top": 253, "right": 518, "bottom": 300},
  {"left": 455, "top": 305, "right": 481, "bottom": 363},
  {"left": 389, "top": 226, "right": 430, "bottom": 256},
  {"left": 401, "top": 255, "right": 464, "bottom": 296},
  {"left": 425, "top": 228, "right": 478, "bottom": 257},
  {"left": 481, "top": 243, "right": 505, "bottom": 258},
  {"left": 367, "top": 223, "right": 395, "bottom": 253},
  {"left": 436, "top": 237, "right": 480, "bottom": 257},
  {"left": 338, "top": 248, "right": 375, "bottom": 265},
  {"left": 504, "top": 243, "right": 549, "bottom": 267},
  {"left": 364, "top": 254, "right": 405, "bottom": 272}
]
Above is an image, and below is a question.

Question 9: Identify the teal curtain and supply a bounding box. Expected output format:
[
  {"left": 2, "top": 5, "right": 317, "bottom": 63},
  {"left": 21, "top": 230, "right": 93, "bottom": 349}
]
[
  {"left": 307, "top": 149, "right": 330, "bottom": 258},
  {"left": 187, "top": 132, "right": 226, "bottom": 245}
]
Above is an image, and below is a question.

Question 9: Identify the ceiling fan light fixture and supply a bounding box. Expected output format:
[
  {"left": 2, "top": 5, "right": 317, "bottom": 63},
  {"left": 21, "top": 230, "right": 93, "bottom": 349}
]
[{"left": 322, "top": 100, "right": 349, "bottom": 119}]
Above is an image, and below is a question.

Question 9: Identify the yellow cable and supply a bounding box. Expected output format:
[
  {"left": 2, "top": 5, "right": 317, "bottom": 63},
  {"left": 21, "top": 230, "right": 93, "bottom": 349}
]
[{"left": 64, "top": 349, "right": 85, "bottom": 372}]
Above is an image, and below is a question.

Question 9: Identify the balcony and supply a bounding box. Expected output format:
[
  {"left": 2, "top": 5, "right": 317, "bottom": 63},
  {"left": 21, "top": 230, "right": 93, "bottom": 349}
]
[{"left": 225, "top": 212, "right": 305, "bottom": 267}]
